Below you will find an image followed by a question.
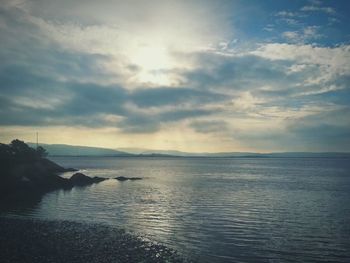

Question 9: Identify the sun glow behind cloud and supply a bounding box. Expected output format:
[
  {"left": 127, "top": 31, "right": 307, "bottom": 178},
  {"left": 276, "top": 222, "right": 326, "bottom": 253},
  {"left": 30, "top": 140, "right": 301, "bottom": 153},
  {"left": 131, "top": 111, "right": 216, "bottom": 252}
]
[
  {"left": 1, "top": 0, "right": 350, "bottom": 152},
  {"left": 128, "top": 45, "right": 174, "bottom": 85},
  {"left": 23, "top": 0, "right": 231, "bottom": 87}
]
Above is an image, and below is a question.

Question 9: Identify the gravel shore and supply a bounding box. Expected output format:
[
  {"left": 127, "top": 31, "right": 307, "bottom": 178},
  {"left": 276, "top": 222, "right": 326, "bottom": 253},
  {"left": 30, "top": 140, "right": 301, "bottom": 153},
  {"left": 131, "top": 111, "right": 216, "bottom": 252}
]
[{"left": 0, "top": 217, "right": 190, "bottom": 263}]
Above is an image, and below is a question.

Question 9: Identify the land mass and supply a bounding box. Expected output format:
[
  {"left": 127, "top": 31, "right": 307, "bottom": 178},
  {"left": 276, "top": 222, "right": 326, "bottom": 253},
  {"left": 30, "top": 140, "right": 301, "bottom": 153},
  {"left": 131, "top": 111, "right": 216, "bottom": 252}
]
[
  {"left": 0, "top": 140, "right": 107, "bottom": 204},
  {"left": 27, "top": 143, "right": 132, "bottom": 157},
  {"left": 0, "top": 140, "right": 186, "bottom": 263},
  {"left": 27, "top": 143, "right": 350, "bottom": 158}
]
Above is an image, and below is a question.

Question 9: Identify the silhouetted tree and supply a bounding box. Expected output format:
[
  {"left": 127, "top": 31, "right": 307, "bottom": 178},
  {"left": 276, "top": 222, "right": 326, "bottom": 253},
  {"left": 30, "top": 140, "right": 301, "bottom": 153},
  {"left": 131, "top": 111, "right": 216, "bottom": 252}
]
[
  {"left": 36, "top": 146, "right": 48, "bottom": 157},
  {"left": 9, "top": 139, "right": 36, "bottom": 159},
  {"left": 0, "top": 139, "right": 48, "bottom": 164}
]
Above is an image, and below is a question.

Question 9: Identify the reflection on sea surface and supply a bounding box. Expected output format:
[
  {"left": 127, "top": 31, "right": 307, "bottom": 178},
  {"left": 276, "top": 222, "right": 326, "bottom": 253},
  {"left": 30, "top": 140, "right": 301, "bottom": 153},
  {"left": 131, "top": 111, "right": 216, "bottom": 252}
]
[{"left": 2, "top": 157, "right": 350, "bottom": 262}]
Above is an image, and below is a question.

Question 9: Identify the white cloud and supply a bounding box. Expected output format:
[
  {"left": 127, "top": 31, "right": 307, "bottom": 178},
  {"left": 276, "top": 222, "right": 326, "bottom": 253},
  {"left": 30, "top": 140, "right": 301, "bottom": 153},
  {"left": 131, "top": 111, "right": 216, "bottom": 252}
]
[
  {"left": 296, "top": 84, "right": 345, "bottom": 96},
  {"left": 251, "top": 43, "right": 350, "bottom": 73},
  {"left": 282, "top": 26, "right": 322, "bottom": 43},
  {"left": 12, "top": 96, "right": 66, "bottom": 110},
  {"left": 287, "top": 64, "right": 308, "bottom": 74},
  {"left": 282, "top": 31, "right": 300, "bottom": 41},
  {"left": 276, "top": 11, "right": 298, "bottom": 17},
  {"left": 274, "top": 10, "right": 304, "bottom": 26},
  {"left": 231, "top": 92, "right": 265, "bottom": 112},
  {"left": 1, "top": 1, "right": 349, "bottom": 152},
  {"left": 263, "top": 24, "right": 274, "bottom": 32},
  {"left": 301, "top": 5, "right": 336, "bottom": 15},
  {"left": 12, "top": 0, "right": 233, "bottom": 88},
  {"left": 250, "top": 43, "right": 350, "bottom": 96}
]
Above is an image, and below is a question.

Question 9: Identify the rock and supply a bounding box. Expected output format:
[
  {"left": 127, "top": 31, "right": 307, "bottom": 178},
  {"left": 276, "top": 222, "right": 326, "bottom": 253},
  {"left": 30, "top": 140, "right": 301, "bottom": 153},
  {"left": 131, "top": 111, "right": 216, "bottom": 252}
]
[
  {"left": 115, "top": 176, "right": 142, "bottom": 181},
  {"left": 65, "top": 168, "right": 79, "bottom": 172},
  {"left": 92, "top": 176, "right": 106, "bottom": 183},
  {"left": 69, "top": 173, "right": 106, "bottom": 186},
  {"left": 115, "top": 176, "right": 128, "bottom": 181},
  {"left": 129, "top": 177, "right": 142, "bottom": 181},
  {"left": 0, "top": 140, "right": 101, "bottom": 203},
  {"left": 37, "top": 158, "right": 74, "bottom": 173},
  {"left": 69, "top": 173, "right": 92, "bottom": 186}
]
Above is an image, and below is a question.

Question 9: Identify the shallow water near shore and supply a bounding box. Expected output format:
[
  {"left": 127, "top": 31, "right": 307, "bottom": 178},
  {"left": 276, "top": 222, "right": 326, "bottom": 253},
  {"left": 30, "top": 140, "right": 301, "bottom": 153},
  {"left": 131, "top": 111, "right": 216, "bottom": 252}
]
[{"left": 2, "top": 157, "right": 350, "bottom": 262}]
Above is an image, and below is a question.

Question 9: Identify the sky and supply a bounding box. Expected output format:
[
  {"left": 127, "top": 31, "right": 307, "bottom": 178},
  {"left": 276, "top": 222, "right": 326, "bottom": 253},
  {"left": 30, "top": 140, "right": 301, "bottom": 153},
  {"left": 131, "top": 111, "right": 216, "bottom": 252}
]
[{"left": 0, "top": 0, "right": 350, "bottom": 152}]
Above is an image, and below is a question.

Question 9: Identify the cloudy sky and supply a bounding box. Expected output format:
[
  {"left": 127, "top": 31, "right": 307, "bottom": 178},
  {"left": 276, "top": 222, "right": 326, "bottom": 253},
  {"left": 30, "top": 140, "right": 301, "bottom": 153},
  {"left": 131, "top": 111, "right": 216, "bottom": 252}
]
[{"left": 1, "top": 0, "right": 349, "bottom": 152}]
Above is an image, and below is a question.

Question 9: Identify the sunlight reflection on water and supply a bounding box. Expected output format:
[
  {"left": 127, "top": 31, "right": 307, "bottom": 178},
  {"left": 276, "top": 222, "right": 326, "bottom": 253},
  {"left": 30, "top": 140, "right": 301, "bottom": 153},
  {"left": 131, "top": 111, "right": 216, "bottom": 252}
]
[{"left": 4, "top": 157, "right": 350, "bottom": 262}]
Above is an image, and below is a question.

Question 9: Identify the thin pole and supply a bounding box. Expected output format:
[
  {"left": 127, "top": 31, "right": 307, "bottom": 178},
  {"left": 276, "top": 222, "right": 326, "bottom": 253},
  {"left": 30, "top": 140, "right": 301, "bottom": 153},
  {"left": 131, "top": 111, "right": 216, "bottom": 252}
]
[{"left": 36, "top": 132, "right": 38, "bottom": 149}]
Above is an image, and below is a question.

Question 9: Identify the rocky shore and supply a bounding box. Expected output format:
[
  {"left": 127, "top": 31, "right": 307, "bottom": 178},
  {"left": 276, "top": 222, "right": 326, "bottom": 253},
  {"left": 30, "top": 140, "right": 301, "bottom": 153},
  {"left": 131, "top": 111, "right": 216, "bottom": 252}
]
[
  {"left": 0, "top": 140, "right": 190, "bottom": 263},
  {"left": 0, "top": 140, "right": 110, "bottom": 204},
  {"left": 0, "top": 217, "right": 189, "bottom": 263}
]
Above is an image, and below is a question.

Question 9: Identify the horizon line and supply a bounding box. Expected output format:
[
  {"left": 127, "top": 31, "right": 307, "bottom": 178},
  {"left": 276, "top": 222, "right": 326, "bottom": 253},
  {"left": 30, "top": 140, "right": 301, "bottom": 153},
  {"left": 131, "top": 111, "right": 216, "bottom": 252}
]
[{"left": 21, "top": 141, "right": 350, "bottom": 155}]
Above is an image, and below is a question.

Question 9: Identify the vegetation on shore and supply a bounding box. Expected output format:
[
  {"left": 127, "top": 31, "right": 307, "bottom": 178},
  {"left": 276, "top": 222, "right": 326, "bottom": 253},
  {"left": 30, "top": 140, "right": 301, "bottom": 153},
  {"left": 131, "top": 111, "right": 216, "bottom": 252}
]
[{"left": 0, "top": 140, "right": 103, "bottom": 203}]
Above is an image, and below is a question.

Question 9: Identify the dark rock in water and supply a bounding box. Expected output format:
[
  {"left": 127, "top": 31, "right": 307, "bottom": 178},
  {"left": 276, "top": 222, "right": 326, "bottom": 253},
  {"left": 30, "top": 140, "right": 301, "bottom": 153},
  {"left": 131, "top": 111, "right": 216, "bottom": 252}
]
[
  {"left": 115, "top": 176, "right": 142, "bottom": 181},
  {"left": 129, "top": 177, "right": 142, "bottom": 181},
  {"left": 69, "top": 173, "right": 106, "bottom": 186},
  {"left": 64, "top": 167, "right": 79, "bottom": 172},
  {"left": 70, "top": 173, "right": 93, "bottom": 186},
  {"left": 92, "top": 176, "right": 106, "bottom": 183},
  {"left": 115, "top": 176, "right": 128, "bottom": 181}
]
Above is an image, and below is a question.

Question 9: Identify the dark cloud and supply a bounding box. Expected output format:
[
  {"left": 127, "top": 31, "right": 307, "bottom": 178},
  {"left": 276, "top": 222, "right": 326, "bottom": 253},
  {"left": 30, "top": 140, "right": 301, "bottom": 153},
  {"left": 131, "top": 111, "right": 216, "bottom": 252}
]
[
  {"left": 63, "top": 83, "right": 126, "bottom": 116},
  {"left": 231, "top": 107, "right": 350, "bottom": 152},
  {"left": 1, "top": 1, "right": 350, "bottom": 151},
  {"left": 117, "top": 108, "right": 217, "bottom": 134},
  {"left": 287, "top": 120, "right": 350, "bottom": 151},
  {"left": 1, "top": 6, "right": 225, "bottom": 132},
  {"left": 159, "top": 109, "right": 213, "bottom": 122},
  {"left": 190, "top": 120, "right": 228, "bottom": 133},
  {"left": 184, "top": 53, "right": 293, "bottom": 91},
  {"left": 118, "top": 114, "right": 160, "bottom": 134},
  {"left": 130, "top": 87, "right": 227, "bottom": 108}
]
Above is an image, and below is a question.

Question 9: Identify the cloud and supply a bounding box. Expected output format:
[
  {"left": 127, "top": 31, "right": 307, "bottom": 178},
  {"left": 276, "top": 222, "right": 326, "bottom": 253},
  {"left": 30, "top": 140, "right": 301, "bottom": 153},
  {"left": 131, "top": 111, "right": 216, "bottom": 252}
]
[
  {"left": 1, "top": 1, "right": 349, "bottom": 151},
  {"left": 229, "top": 106, "right": 350, "bottom": 152},
  {"left": 282, "top": 26, "right": 322, "bottom": 43},
  {"left": 276, "top": 11, "right": 299, "bottom": 17},
  {"left": 183, "top": 52, "right": 293, "bottom": 93},
  {"left": 5, "top": 0, "right": 233, "bottom": 88},
  {"left": 231, "top": 92, "right": 265, "bottom": 112},
  {"left": 285, "top": 107, "right": 350, "bottom": 151},
  {"left": 282, "top": 31, "right": 300, "bottom": 41},
  {"left": 130, "top": 87, "right": 227, "bottom": 108},
  {"left": 190, "top": 120, "right": 228, "bottom": 134},
  {"left": 301, "top": 5, "right": 336, "bottom": 15},
  {"left": 251, "top": 43, "right": 350, "bottom": 76},
  {"left": 274, "top": 9, "right": 306, "bottom": 27}
]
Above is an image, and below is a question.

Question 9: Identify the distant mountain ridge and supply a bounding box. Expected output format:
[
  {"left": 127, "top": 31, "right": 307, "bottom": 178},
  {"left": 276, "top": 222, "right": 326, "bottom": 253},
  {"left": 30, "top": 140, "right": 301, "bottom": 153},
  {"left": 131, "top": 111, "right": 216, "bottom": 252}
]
[
  {"left": 27, "top": 143, "right": 132, "bottom": 157},
  {"left": 119, "top": 148, "right": 350, "bottom": 158},
  {"left": 27, "top": 143, "right": 350, "bottom": 158}
]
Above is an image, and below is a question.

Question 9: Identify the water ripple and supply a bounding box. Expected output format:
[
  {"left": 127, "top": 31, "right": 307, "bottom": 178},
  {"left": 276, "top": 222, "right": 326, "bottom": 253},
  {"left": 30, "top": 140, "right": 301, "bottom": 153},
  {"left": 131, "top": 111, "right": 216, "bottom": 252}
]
[{"left": 3, "top": 157, "right": 350, "bottom": 262}]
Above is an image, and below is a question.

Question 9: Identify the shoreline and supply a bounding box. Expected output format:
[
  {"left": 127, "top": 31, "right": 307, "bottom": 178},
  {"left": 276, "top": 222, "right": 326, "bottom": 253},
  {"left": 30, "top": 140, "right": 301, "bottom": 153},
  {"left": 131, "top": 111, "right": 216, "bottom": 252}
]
[{"left": 0, "top": 217, "right": 190, "bottom": 263}]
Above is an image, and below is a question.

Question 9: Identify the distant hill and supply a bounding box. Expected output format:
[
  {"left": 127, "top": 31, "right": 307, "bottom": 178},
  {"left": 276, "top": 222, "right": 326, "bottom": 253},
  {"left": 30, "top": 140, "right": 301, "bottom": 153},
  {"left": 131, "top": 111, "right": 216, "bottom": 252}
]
[
  {"left": 118, "top": 148, "right": 350, "bottom": 158},
  {"left": 118, "top": 148, "right": 201, "bottom": 156},
  {"left": 262, "top": 152, "right": 350, "bottom": 158},
  {"left": 117, "top": 148, "right": 258, "bottom": 157},
  {"left": 27, "top": 143, "right": 132, "bottom": 157},
  {"left": 27, "top": 144, "right": 350, "bottom": 158}
]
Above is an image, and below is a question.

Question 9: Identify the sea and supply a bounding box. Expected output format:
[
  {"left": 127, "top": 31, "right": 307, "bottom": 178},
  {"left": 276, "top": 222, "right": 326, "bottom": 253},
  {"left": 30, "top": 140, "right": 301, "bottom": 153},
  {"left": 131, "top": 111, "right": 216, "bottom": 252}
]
[{"left": 3, "top": 157, "right": 350, "bottom": 262}]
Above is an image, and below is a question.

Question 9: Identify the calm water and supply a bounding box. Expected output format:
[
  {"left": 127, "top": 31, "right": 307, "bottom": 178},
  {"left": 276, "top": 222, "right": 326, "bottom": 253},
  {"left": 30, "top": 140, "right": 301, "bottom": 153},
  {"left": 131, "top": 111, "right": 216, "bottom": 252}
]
[{"left": 3, "top": 157, "right": 350, "bottom": 262}]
